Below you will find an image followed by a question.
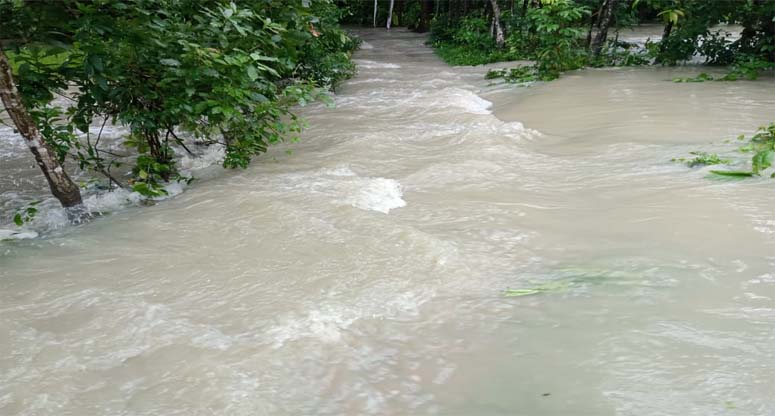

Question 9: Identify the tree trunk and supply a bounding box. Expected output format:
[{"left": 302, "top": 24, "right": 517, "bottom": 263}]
[
  {"left": 417, "top": 0, "right": 433, "bottom": 32},
  {"left": 373, "top": 0, "right": 378, "bottom": 27},
  {"left": 387, "top": 0, "right": 395, "bottom": 29},
  {"left": 0, "top": 49, "right": 84, "bottom": 210},
  {"left": 754, "top": 0, "right": 775, "bottom": 61},
  {"left": 586, "top": 0, "right": 605, "bottom": 48},
  {"left": 764, "top": 11, "right": 775, "bottom": 62},
  {"left": 655, "top": 20, "right": 673, "bottom": 63},
  {"left": 489, "top": 0, "right": 506, "bottom": 48},
  {"left": 591, "top": 0, "right": 618, "bottom": 58}
]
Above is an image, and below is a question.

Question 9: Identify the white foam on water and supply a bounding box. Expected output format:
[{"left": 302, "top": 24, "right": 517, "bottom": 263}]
[
  {"left": 420, "top": 78, "right": 456, "bottom": 89},
  {"left": 360, "top": 41, "right": 374, "bottom": 50},
  {"left": 25, "top": 188, "right": 145, "bottom": 232},
  {"left": 266, "top": 307, "right": 359, "bottom": 347},
  {"left": 346, "top": 177, "right": 406, "bottom": 214},
  {"left": 0, "top": 229, "right": 39, "bottom": 240},
  {"left": 2, "top": 147, "right": 225, "bottom": 235},
  {"left": 321, "top": 165, "right": 358, "bottom": 177},
  {"left": 354, "top": 59, "right": 401, "bottom": 69},
  {"left": 179, "top": 144, "right": 226, "bottom": 172},
  {"left": 345, "top": 77, "right": 397, "bottom": 85},
  {"left": 265, "top": 289, "right": 428, "bottom": 348},
  {"left": 0, "top": 132, "right": 26, "bottom": 159},
  {"left": 437, "top": 88, "right": 492, "bottom": 115},
  {"left": 273, "top": 165, "right": 407, "bottom": 214},
  {"left": 85, "top": 188, "right": 144, "bottom": 212},
  {"left": 404, "top": 159, "right": 505, "bottom": 189}
]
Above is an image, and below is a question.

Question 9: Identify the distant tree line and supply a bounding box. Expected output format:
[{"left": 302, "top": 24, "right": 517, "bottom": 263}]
[{"left": 340, "top": 0, "right": 775, "bottom": 75}]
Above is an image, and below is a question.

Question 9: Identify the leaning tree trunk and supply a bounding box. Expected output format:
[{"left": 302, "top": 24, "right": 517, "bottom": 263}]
[
  {"left": 373, "top": 0, "right": 378, "bottom": 27},
  {"left": 661, "top": 21, "right": 673, "bottom": 40},
  {"left": 655, "top": 20, "right": 673, "bottom": 63},
  {"left": 387, "top": 0, "right": 395, "bottom": 29},
  {"left": 0, "top": 49, "right": 84, "bottom": 210},
  {"left": 489, "top": 0, "right": 506, "bottom": 48},
  {"left": 586, "top": 0, "right": 606, "bottom": 48},
  {"left": 591, "top": 0, "right": 618, "bottom": 58}
]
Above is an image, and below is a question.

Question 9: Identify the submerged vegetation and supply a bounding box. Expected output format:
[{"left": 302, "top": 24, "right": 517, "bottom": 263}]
[
  {"left": 674, "top": 124, "right": 775, "bottom": 180},
  {"left": 672, "top": 152, "right": 730, "bottom": 168},
  {"left": 504, "top": 268, "right": 639, "bottom": 297},
  {"left": 710, "top": 123, "right": 775, "bottom": 178},
  {"left": 1, "top": 0, "right": 358, "bottom": 221}
]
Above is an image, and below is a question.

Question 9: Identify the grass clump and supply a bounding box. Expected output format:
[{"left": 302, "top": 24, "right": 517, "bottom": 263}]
[{"left": 672, "top": 151, "right": 730, "bottom": 167}]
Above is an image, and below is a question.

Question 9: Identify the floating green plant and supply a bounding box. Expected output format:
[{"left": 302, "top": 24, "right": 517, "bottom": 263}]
[{"left": 504, "top": 268, "right": 634, "bottom": 297}]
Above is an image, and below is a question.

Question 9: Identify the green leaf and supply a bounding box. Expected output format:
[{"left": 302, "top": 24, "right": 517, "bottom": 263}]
[
  {"left": 752, "top": 150, "right": 774, "bottom": 175},
  {"left": 710, "top": 170, "right": 754, "bottom": 177},
  {"left": 13, "top": 213, "right": 23, "bottom": 227},
  {"left": 160, "top": 58, "right": 181, "bottom": 67},
  {"left": 132, "top": 182, "right": 167, "bottom": 197},
  {"left": 247, "top": 65, "right": 259, "bottom": 81},
  {"left": 504, "top": 288, "right": 544, "bottom": 297},
  {"left": 250, "top": 53, "right": 278, "bottom": 62},
  {"left": 88, "top": 55, "right": 104, "bottom": 72}
]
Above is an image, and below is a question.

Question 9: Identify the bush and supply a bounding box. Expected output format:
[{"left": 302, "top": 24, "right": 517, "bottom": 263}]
[{"left": 430, "top": 13, "right": 513, "bottom": 66}]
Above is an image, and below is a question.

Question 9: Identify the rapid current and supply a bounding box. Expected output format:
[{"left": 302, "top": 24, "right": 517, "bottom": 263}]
[{"left": 2, "top": 28, "right": 775, "bottom": 415}]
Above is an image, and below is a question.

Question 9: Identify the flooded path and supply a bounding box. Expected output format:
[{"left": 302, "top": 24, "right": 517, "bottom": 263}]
[{"left": 2, "top": 29, "right": 775, "bottom": 415}]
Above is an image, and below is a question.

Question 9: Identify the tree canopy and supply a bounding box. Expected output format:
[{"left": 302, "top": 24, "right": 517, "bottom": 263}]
[{"left": 1, "top": 0, "right": 359, "bottom": 211}]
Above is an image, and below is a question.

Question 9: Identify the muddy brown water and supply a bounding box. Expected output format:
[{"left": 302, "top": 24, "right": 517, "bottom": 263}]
[{"left": 1, "top": 28, "right": 775, "bottom": 415}]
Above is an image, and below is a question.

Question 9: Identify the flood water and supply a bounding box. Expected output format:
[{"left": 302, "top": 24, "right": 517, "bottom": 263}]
[{"left": 2, "top": 29, "right": 775, "bottom": 415}]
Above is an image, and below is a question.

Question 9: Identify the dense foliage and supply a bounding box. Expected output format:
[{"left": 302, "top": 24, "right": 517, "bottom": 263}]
[
  {"left": 1, "top": 0, "right": 358, "bottom": 204},
  {"left": 345, "top": 0, "right": 775, "bottom": 82}
]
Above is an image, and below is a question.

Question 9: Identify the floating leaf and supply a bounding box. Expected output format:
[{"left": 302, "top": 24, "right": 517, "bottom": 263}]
[
  {"left": 710, "top": 170, "right": 754, "bottom": 177},
  {"left": 504, "top": 269, "right": 624, "bottom": 297},
  {"left": 752, "top": 150, "right": 774, "bottom": 175}
]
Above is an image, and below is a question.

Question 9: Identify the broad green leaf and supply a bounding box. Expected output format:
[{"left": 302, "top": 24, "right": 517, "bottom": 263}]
[
  {"left": 752, "top": 150, "right": 774, "bottom": 174},
  {"left": 247, "top": 65, "right": 259, "bottom": 81},
  {"left": 160, "top": 58, "right": 181, "bottom": 67}
]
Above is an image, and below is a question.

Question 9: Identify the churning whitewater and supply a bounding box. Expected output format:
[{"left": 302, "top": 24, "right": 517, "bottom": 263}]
[{"left": 2, "top": 29, "right": 775, "bottom": 415}]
